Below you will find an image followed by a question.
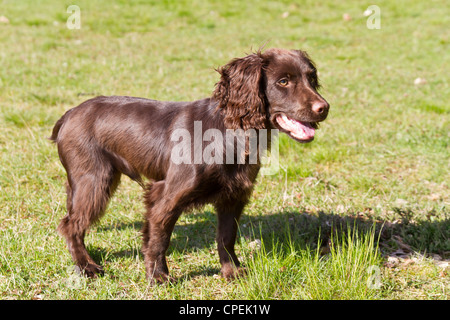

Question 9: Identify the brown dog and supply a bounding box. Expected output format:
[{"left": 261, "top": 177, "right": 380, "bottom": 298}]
[{"left": 51, "top": 48, "right": 329, "bottom": 283}]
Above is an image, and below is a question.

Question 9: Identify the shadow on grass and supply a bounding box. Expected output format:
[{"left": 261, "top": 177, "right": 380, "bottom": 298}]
[
  {"left": 239, "top": 211, "right": 449, "bottom": 259},
  {"left": 177, "top": 211, "right": 449, "bottom": 258},
  {"left": 90, "top": 208, "right": 449, "bottom": 278}
]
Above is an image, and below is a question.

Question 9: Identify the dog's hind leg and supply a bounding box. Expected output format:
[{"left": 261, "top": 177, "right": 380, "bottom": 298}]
[{"left": 58, "top": 152, "right": 121, "bottom": 278}]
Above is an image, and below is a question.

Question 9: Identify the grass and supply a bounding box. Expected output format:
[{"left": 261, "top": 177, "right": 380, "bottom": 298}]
[
  {"left": 0, "top": 0, "right": 448, "bottom": 299},
  {"left": 236, "top": 224, "right": 382, "bottom": 299}
]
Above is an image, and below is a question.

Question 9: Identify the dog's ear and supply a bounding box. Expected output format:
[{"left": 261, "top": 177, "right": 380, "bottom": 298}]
[{"left": 213, "top": 53, "right": 266, "bottom": 130}]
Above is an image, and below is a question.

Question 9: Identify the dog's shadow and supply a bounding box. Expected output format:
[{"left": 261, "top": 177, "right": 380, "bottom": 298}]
[
  {"left": 88, "top": 209, "right": 450, "bottom": 281},
  {"left": 88, "top": 211, "right": 220, "bottom": 281}
]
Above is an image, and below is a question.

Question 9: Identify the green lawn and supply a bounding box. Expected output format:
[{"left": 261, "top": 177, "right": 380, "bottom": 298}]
[{"left": 0, "top": 0, "right": 448, "bottom": 299}]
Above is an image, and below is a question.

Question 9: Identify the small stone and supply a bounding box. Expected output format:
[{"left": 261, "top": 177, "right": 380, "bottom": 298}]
[
  {"left": 249, "top": 239, "right": 261, "bottom": 250},
  {"left": 414, "top": 77, "right": 427, "bottom": 85},
  {"left": 0, "top": 16, "right": 10, "bottom": 24}
]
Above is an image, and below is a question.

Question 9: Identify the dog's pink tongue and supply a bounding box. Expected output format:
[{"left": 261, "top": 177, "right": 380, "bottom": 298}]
[{"left": 276, "top": 115, "right": 315, "bottom": 140}]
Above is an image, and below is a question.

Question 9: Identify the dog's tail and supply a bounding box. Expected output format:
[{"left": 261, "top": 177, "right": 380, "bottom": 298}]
[{"left": 49, "top": 108, "right": 73, "bottom": 143}]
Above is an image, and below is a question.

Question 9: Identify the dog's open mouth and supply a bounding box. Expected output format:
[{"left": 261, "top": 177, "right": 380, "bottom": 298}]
[{"left": 275, "top": 114, "right": 316, "bottom": 142}]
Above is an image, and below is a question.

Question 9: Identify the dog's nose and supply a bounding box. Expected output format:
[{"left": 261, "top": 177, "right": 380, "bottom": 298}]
[{"left": 312, "top": 101, "right": 329, "bottom": 115}]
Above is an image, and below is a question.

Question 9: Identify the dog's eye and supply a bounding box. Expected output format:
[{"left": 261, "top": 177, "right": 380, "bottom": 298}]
[{"left": 278, "top": 79, "right": 289, "bottom": 86}]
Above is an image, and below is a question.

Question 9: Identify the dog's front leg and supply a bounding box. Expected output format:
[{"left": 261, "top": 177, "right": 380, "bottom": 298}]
[
  {"left": 215, "top": 198, "right": 248, "bottom": 279},
  {"left": 142, "top": 181, "right": 182, "bottom": 284}
]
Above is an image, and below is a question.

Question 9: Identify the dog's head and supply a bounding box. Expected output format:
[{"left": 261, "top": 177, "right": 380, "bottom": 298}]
[{"left": 213, "top": 48, "right": 329, "bottom": 142}]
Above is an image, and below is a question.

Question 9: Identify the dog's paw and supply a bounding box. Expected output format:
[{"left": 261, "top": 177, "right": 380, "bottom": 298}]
[
  {"left": 78, "top": 263, "right": 104, "bottom": 278},
  {"left": 221, "top": 264, "right": 247, "bottom": 280},
  {"left": 148, "top": 273, "right": 175, "bottom": 285}
]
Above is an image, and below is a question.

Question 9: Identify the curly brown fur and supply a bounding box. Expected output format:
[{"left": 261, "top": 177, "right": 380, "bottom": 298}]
[{"left": 213, "top": 53, "right": 267, "bottom": 130}]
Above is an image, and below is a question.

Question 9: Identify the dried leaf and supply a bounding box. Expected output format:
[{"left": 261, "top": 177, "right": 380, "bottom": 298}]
[
  {"left": 400, "top": 258, "right": 415, "bottom": 267},
  {"left": 385, "top": 256, "right": 399, "bottom": 268},
  {"left": 435, "top": 261, "right": 449, "bottom": 269},
  {"left": 392, "top": 235, "right": 412, "bottom": 252},
  {"left": 395, "top": 198, "right": 408, "bottom": 207},
  {"left": 427, "top": 193, "right": 441, "bottom": 201}
]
